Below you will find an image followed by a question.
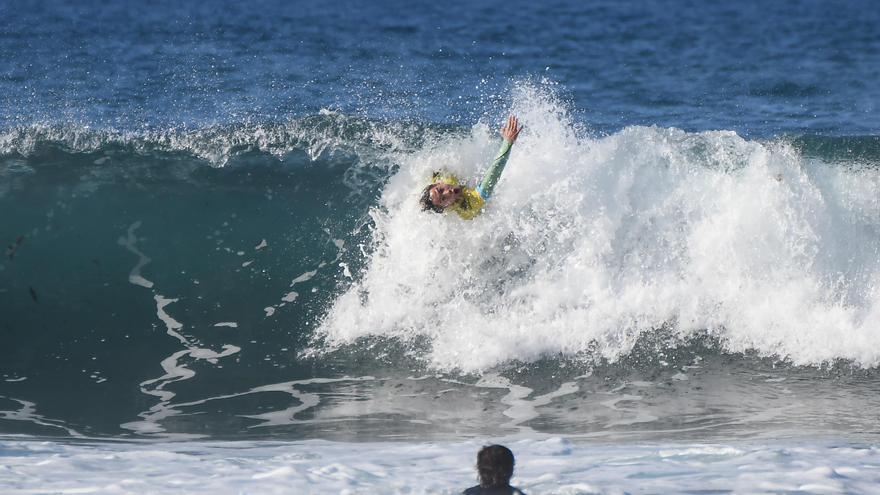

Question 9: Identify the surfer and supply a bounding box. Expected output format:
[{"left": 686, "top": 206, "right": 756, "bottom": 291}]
[
  {"left": 420, "top": 115, "right": 522, "bottom": 219},
  {"left": 463, "top": 444, "right": 526, "bottom": 495}
]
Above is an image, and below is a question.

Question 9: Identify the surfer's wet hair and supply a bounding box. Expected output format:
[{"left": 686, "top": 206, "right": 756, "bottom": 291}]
[
  {"left": 420, "top": 184, "right": 444, "bottom": 213},
  {"left": 476, "top": 445, "right": 515, "bottom": 488}
]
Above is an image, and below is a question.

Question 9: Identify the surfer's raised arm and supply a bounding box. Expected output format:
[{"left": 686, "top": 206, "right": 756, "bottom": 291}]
[
  {"left": 419, "top": 115, "right": 522, "bottom": 220},
  {"left": 475, "top": 115, "right": 521, "bottom": 200}
]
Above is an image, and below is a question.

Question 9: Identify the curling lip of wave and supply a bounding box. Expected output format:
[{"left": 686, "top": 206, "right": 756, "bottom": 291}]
[
  {"left": 0, "top": 114, "right": 443, "bottom": 167},
  {"left": 1, "top": 118, "right": 879, "bottom": 168}
]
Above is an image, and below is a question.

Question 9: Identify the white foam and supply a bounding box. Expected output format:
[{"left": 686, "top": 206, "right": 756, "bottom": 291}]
[
  {"left": 0, "top": 398, "right": 82, "bottom": 437},
  {"left": 318, "top": 84, "right": 880, "bottom": 372},
  {"left": 2, "top": 437, "right": 879, "bottom": 494},
  {"left": 155, "top": 295, "right": 187, "bottom": 345},
  {"left": 264, "top": 266, "right": 323, "bottom": 317},
  {"left": 291, "top": 270, "right": 318, "bottom": 285},
  {"left": 0, "top": 114, "right": 420, "bottom": 166},
  {"left": 474, "top": 375, "right": 581, "bottom": 434},
  {"left": 117, "top": 221, "right": 154, "bottom": 289},
  {"left": 339, "top": 262, "right": 352, "bottom": 278},
  {"left": 116, "top": 223, "right": 242, "bottom": 438}
]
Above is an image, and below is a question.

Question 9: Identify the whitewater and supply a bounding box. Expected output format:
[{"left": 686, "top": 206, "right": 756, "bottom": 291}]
[
  {"left": 4, "top": 437, "right": 880, "bottom": 494},
  {"left": 318, "top": 85, "right": 880, "bottom": 372}
]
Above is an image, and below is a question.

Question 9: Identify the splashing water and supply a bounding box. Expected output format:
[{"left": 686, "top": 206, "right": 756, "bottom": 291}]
[{"left": 318, "top": 84, "right": 880, "bottom": 372}]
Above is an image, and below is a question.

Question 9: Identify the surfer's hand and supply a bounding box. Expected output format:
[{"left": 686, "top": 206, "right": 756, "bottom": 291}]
[{"left": 501, "top": 115, "right": 522, "bottom": 143}]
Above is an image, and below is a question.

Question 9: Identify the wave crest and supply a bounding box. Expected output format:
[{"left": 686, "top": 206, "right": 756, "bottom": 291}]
[{"left": 0, "top": 112, "right": 439, "bottom": 167}]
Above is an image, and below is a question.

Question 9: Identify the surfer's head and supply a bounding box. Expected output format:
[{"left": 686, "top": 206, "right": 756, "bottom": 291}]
[
  {"left": 420, "top": 182, "right": 461, "bottom": 213},
  {"left": 476, "top": 444, "right": 515, "bottom": 488}
]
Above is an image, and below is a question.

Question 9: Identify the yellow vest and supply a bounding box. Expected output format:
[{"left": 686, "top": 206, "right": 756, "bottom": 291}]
[{"left": 431, "top": 172, "right": 485, "bottom": 220}]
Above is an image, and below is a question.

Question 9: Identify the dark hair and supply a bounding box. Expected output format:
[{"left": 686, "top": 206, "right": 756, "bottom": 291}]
[
  {"left": 420, "top": 183, "right": 444, "bottom": 213},
  {"left": 477, "top": 445, "right": 515, "bottom": 488}
]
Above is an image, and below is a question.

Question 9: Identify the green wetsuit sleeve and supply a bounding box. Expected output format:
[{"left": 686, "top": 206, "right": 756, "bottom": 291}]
[{"left": 476, "top": 139, "right": 513, "bottom": 200}]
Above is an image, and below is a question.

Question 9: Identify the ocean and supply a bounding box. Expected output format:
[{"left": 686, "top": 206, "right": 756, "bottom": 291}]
[{"left": 1, "top": 0, "right": 879, "bottom": 493}]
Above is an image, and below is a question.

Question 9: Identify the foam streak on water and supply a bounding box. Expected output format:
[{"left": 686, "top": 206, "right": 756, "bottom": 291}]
[
  {"left": 319, "top": 85, "right": 880, "bottom": 372},
  {"left": 117, "top": 222, "right": 242, "bottom": 438}
]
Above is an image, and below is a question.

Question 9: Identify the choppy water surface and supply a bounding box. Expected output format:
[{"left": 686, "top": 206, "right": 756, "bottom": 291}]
[
  {"left": 2, "top": 0, "right": 878, "bottom": 135},
  {"left": 1, "top": 1, "right": 879, "bottom": 492}
]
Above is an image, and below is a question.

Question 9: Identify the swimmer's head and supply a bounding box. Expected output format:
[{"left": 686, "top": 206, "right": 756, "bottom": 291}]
[
  {"left": 420, "top": 182, "right": 461, "bottom": 213},
  {"left": 476, "top": 444, "right": 515, "bottom": 488}
]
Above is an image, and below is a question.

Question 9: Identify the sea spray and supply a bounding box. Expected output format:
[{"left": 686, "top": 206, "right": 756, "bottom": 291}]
[{"left": 318, "top": 85, "right": 880, "bottom": 372}]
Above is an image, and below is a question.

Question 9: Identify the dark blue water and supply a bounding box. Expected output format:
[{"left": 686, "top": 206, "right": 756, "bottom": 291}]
[
  {"left": 2, "top": 0, "right": 877, "bottom": 135},
  {"left": 1, "top": 0, "right": 879, "bottom": 441}
]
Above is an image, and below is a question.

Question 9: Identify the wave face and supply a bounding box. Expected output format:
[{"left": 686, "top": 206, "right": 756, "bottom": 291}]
[
  {"left": 0, "top": 112, "right": 413, "bottom": 438},
  {"left": 1, "top": 85, "right": 879, "bottom": 440},
  {"left": 319, "top": 86, "right": 880, "bottom": 372}
]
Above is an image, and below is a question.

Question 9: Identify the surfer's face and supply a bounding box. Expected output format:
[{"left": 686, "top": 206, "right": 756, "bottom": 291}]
[{"left": 429, "top": 183, "right": 462, "bottom": 208}]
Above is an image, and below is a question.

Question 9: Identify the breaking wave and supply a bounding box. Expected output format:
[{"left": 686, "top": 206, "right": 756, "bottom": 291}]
[{"left": 318, "top": 85, "right": 880, "bottom": 372}]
